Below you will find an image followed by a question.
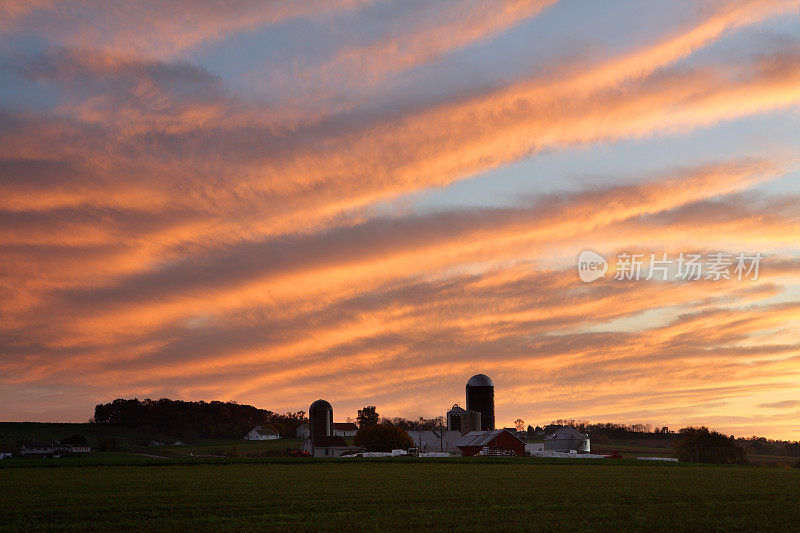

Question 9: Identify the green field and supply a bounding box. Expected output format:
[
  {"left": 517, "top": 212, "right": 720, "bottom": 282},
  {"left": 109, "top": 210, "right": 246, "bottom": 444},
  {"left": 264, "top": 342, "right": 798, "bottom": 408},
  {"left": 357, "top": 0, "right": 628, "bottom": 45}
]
[{"left": 2, "top": 460, "right": 799, "bottom": 531}]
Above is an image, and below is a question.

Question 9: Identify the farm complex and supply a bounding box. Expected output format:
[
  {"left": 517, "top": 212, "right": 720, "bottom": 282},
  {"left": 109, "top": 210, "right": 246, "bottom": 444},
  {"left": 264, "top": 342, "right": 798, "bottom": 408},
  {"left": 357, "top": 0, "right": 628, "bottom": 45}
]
[{"left": 297, "top": 373, "right": 649, "bottom": 460}]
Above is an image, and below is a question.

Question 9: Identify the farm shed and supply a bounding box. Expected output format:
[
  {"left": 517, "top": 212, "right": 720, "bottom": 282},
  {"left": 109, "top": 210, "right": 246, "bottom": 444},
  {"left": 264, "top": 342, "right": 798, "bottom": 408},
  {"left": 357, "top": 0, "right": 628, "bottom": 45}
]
[
  {"left": 406, "top": 430, "right": 463, "bottom": 454},
  {"left": 456, "top": 429, "right": 525, "bottom": 456}
]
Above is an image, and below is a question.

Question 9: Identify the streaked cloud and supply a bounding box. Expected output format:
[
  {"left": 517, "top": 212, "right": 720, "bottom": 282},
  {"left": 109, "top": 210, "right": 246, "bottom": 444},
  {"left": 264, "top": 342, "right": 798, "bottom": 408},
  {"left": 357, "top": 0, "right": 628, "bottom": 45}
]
[{"left": 1, "top": 1, "right": 799, "bottom": 438}]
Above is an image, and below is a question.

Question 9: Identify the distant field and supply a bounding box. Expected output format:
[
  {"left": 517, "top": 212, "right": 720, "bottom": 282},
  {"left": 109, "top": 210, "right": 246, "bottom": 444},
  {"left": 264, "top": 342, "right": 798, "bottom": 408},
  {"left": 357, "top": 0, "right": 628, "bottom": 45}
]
[
  {"left": 0, "top": 422, "right": 145, "bottom": 448},
  {"left": 129, "top": 437, "right": 306, "bottom": 458},
  {"left": 1, "top": 460, "right": 799, "bottom": 531}
]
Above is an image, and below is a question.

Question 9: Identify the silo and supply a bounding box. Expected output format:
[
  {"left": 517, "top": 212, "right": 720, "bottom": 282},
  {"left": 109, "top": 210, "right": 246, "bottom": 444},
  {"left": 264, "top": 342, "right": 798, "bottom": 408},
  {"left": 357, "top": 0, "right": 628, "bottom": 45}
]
[
  {"left": 466, "top": 374, "right": 494, "bottom": 431},
  {"left": 446, "top": 404, "right": 466, "bottom": 432},
  {"left": 309, "top": 399, "right": 333, "bottom": 442},
  {"left": 461, "top": 410, "right": 482, "bottom": 435}
]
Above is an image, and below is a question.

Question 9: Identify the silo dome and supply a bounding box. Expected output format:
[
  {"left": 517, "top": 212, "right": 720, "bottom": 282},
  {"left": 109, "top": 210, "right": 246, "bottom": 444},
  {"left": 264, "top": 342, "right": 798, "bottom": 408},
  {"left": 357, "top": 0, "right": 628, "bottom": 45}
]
[
  {"left": 467, "top": 374, "right": 494, "bottom": 387},
  {"left": 309, "top": 399, "right": 333, "bottom": 411}
]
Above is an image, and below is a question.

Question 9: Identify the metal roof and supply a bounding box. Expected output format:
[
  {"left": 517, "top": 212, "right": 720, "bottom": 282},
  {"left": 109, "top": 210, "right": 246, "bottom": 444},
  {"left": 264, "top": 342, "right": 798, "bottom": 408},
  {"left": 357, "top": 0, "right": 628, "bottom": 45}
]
[
  {"left": 546, "top": 426, "right": 589, "bottom": 440},
  {"left": 466, "top": 374, "right": 494, "bottom": 387},
  {"left": 455, "top": 429, "right": 506, "bottom": 448},
  {"left": 447, "top": 404, "right": 467, "bottom": 415}
]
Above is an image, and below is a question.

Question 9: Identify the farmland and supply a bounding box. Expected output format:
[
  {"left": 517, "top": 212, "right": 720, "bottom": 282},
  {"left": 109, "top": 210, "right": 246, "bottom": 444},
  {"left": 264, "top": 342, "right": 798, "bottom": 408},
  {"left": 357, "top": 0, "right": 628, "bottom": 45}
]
[{"left": 1, "top": 460, "right": 799, "bottom": 531}]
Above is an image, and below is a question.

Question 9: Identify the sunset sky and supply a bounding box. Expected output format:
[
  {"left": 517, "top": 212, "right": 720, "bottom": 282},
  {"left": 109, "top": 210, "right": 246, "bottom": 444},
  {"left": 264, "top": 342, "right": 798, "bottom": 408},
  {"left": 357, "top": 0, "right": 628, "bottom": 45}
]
[{"left": 2, "top": 0, "right": 800, "bottom": 439}]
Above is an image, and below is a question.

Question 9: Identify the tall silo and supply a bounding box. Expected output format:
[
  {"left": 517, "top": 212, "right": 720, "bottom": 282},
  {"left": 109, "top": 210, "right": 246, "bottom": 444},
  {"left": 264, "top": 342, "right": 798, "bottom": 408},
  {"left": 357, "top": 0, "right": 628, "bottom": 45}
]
[
  {"left": 466, "top": 374, "right": 495, "bottom": 431},
  {"left": 309, "top": 399, "right": 333, "bottom": 442}
]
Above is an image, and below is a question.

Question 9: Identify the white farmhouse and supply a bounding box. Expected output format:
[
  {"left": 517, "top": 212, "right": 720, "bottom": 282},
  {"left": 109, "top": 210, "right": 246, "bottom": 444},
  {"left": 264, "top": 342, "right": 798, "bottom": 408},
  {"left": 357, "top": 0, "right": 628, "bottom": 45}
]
[{"left": 244, "top": 426, "right": 279, "bottom": 440}]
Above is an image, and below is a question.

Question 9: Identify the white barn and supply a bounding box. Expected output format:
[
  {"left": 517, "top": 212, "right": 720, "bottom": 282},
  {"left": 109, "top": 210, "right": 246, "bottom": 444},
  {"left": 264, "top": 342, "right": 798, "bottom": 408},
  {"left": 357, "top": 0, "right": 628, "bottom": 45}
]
[
  {"left": 244, "top": 426, "right": 279, "bottom": 440},
  {"left": 544, "top": 426, "right": 590, "bottom": 452},
  {"left": 296, "top": 424, "right": 310, "bottom": 439}
]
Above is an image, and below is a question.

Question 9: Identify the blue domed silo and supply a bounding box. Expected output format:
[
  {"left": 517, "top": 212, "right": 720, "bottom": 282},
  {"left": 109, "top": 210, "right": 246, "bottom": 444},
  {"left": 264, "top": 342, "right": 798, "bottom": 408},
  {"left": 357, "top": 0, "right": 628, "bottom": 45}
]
[{"left": 466, "top": 374, "right": 494, "bottom": 430}]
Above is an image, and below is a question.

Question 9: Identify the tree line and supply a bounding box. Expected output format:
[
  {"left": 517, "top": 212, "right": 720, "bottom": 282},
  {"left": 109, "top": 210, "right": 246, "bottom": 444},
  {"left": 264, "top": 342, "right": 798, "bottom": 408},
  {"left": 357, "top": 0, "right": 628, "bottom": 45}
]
[{"left": 93, "top": 398, "right": 307, "bottom": 440}]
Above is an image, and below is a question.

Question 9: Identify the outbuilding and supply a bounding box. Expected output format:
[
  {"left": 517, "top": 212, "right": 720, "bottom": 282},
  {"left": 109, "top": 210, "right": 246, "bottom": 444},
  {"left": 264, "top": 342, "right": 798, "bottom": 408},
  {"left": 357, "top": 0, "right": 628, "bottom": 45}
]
[
  {"left": 244, "top": 426, "right": 280, "bottom": 440},
  {"left": 456, "top": 429, "right": 525, "bottom": 456},
  {"left": 544, "top": 426, "right": 590, "bottom": 452},
  {"left": 332, "top": 422, "right": 358, "bottom": 437},
  {"left": 301, "top": 436, "right": 361, "bottom": 457},
  {"left": 406, "top": 430, "right": 463, "bottom": 454}
]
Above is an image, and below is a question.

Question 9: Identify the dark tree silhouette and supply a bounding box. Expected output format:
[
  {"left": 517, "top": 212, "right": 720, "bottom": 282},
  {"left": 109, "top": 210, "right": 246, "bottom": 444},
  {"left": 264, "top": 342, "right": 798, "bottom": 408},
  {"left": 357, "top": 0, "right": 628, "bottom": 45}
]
[
  {"left": 60, "top": 434, "right": 88, "bottom": 446},
  {"left": 93, "top": 398, "right": 307, "bottom": 439},
  {"left": 357, "top": 406, "right": 380, "bottom": 428},
  {"left": 354, "top": 424, "right": 413, "bottom": 452},
  {"left": 675, "top": 426, "right": 746, "bottom": 464}
]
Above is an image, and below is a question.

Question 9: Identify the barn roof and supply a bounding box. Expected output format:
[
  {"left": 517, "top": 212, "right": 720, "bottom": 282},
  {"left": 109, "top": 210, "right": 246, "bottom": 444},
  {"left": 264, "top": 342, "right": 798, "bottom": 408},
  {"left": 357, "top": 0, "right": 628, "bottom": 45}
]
[
  {"left": 455, "top": 429, "right": 510, "bottom": 448},
  {"left": 333, "top": 422, "right": 358, "bottom": 431}
]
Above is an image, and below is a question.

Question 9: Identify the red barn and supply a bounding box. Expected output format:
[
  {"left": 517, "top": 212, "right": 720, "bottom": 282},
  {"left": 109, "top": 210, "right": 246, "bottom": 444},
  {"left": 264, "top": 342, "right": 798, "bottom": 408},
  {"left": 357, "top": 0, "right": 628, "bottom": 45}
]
[{"left": 456, "top": 429, "right": 525, "bottom": 456}]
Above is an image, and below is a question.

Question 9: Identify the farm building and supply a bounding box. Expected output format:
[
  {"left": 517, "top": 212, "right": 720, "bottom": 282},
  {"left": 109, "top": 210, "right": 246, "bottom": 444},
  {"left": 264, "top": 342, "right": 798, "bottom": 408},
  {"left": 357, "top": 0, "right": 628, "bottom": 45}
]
[
  {"left": 0, "top": 450, "right": 12, "bottom": 459},
  {"left": 244, "top": 426, "right": 279, "bottom": 440},
  {"left": 300, "top": 435, "right": 361, "bottom": 457},
  {"left": 525, "top": 442, "right": 544, "bottom": 454},
  {"left": 406, "top": 430, "right": 463, "bottom": 454},
  {"left": 303, "top": 398, "right": 363, "bottom": 457},
  {"left": 20, "top": 444, "right": 78, "bottom": 457},
  {"left": 333, "top": 422, "right": 358, "bottom": 437},
  {"left": 456, "top": 429, "right": 525, "bottom": 456},
  {"left": 69, "top": 445, "right": 91, "bottom": 453},
  {"left": 296, "top": 424, "right": 310, "bottom": 439},
  {"left": 446, "top": 404, "right": 481, "bottom": 436},
  {"left": 544, "top": 426, "right": 590, "bottom": 452}
]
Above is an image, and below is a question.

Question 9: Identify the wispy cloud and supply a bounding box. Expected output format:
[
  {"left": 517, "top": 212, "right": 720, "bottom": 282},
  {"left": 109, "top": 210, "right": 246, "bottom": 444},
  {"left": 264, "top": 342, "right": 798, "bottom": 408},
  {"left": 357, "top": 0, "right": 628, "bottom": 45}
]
[{"left": 1, "top": 1, "right": 799, "bottom": 437}]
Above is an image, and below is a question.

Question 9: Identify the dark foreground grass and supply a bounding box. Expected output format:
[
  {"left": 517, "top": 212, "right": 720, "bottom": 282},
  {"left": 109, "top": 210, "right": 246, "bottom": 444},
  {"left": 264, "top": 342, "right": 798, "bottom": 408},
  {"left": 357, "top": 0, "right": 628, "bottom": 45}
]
[{"left": 1, "top": 461, "right": 799, "bottom": 531}]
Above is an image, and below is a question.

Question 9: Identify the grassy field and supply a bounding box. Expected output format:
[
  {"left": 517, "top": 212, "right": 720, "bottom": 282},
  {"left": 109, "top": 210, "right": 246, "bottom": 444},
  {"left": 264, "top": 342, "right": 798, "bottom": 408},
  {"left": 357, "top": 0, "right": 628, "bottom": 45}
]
[
  {"left": 1, "top": 460, "right": 799, "bottom": 531},
  {"left": 139, "top": 437, "right": 307, "bottom": 458},
  {"left": 0, "top": 422, "right": 148, "bottom": 448}
]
